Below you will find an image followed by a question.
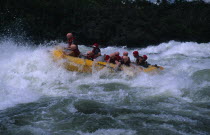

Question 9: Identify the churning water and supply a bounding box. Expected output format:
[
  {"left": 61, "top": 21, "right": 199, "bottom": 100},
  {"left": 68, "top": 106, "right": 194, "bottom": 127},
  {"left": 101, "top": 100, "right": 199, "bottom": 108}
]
[{"left": 0, "top": 39, "right": 210, "bottom": 135}]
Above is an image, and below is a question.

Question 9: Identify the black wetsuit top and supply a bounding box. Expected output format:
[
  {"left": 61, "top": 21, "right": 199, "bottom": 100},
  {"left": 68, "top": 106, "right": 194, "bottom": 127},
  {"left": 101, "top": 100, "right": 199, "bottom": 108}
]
[
  {"left": 109, "top": 58, "right": 116, "bottom": 64},
  {"left": 92, "top": 48, "right": 101, "bottom": 55},
  {"left": 121, "top": 58, "right": 131, "bottom": 66}
]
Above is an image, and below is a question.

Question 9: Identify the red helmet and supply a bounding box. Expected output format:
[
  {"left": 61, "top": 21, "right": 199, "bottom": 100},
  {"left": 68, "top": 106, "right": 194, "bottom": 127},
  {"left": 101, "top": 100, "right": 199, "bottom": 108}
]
[
  {"left": 143, "top": 55, "right": 148, "bottom": 60},
  {"left": 133, "top": 51, "right": 139, "bottom": 55},
  {"left": 93, "top": 43, "right": 99, "bottom": 48}
]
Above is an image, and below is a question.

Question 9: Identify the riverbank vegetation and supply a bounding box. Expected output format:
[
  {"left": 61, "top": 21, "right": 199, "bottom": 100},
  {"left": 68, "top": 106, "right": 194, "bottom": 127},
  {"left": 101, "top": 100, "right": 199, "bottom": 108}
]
[{"left": 1, "top": 0, "right": 209, "bottom": 47}]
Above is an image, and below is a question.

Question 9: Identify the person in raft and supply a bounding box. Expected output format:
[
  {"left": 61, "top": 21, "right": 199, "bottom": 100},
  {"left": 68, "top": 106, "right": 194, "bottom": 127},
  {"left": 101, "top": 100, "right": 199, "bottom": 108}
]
[
  {"left": 65, "top": 33, "right": 75, "bottom": 49},
  {"left": 141, "top": 55, "right": 150, "bottom": 68},
  {"left": 107, "top": 53, "right": 121, "bottom": 65},
  {"left": 114, "top": 52, "right": 122, "bottom": 62},
  {"left": 133, "top": 51, "right": 150, "bottom": 68},
  {"left": 65, "top": 32, "right": 80, "bottom": 51},
  {"left": 104, "top": 52, "right": 125, "bottom": 63},
  {"left": 122, "top": 51, "right": 129, "bottom": 56},
  {"left": 120, "top": 55, "right": 131, "bottom": 67},
  {"left": 66, "top": 44, "right": 80, "bottom": 57},
  {"left": 91, "top": 43, "right": 101, "bottom": 58},
  {"left": 115, "top": 52, "right": 131, "bottom": 70}
]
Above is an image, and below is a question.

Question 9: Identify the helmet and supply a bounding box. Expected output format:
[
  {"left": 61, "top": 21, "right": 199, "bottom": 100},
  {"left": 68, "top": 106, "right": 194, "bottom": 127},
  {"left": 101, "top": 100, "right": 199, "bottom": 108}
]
[
  {"left": 143, "top": 55, "right": 147, "bottom": 60},
  {"left": 133, "top": 51, "right": 139, "bottom": 55},
  {"left": 93, "top": 43, "right": 99, "bottom": 48}
]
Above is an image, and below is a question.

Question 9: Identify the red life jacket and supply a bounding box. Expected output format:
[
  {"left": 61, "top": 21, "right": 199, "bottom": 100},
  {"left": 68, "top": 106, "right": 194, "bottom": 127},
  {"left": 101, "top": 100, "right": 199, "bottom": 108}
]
[
  {"left": 104, "top": 55, "right": 110, "bottom": 62},
  {"left": 115, "top": 55, "right": 121, "bottom": 61},
  {"left": 72, "top": 49, "right": 80, "bottom": 57},
  {"left": 109, "top": 57, "right": 116, "bottom": 64},
  {"left": 68, "top": 37, "right": 75, "bottom": 46}
]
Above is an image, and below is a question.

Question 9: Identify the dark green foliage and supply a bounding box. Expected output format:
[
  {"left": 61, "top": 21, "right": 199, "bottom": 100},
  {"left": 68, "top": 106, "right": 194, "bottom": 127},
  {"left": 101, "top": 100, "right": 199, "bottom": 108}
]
[{"left": 0, "top": 0, "right": 209, "bottom": 47}]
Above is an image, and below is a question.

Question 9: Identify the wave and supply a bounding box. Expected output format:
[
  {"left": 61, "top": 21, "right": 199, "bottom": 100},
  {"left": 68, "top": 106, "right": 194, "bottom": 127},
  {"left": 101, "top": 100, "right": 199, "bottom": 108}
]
[{"left": 0, "top": 39, "right": 210, "bottom": 110}]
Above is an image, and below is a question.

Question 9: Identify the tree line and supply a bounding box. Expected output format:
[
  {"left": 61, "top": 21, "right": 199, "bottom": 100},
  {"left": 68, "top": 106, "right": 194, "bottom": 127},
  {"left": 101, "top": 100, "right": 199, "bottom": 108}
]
[{"left": 0, "top": 0, "right": 209, "bottom": 47}]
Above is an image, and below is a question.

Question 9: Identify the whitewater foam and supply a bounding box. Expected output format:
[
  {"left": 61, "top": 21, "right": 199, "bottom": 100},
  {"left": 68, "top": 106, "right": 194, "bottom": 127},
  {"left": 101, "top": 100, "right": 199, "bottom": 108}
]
[{"left": 0, "top": 40, "right": 210, "bottom": 110}]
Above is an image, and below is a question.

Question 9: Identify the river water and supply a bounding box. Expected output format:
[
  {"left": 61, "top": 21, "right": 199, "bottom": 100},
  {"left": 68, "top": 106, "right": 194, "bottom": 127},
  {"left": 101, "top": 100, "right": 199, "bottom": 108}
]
[{"left": 0, "top": 39, "right": 210, "bottom": 135}]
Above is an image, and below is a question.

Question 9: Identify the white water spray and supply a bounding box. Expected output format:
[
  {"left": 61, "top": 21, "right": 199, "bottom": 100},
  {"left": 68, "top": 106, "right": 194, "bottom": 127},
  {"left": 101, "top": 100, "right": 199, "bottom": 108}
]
[{"left": 0, "top": 39, "right": 210, "bottom": 110}]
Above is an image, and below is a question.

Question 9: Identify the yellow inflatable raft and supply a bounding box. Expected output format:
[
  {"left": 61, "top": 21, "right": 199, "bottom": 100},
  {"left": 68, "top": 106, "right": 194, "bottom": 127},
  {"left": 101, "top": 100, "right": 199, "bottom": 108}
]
[{"left": 51, "top": 47, "right": 164, "bottom": 74}]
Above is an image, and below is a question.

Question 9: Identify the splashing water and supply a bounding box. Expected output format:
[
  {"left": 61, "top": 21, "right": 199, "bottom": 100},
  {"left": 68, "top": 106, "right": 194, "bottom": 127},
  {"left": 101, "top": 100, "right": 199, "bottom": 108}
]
[{"left": 0, "top": 39, "right": 210, "bottom": 135}]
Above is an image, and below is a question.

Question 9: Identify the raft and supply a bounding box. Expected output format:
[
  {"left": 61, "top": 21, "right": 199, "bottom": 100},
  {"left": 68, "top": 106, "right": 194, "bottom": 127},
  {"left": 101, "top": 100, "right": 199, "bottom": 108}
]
[{"left": 51, "top": 47, "right": 164, "bottom": 74}]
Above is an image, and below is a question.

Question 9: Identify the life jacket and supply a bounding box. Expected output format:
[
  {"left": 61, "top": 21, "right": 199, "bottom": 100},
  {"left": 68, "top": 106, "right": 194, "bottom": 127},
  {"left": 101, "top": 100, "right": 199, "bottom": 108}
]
[
  {"left": 68, "top": 37, "right": 75, "bottom": 46},
  {"left": 104, "top": 55, "right": 110, "bottom": 62},
  {"left": 72, "top": 49, "right": 80, "bottom": 57},
  {"left": 109, "top": 57, "right": 116, "bottom": 64},
  {"left": 140, "top": 60, "right": 150, "bottom": 68},
  {"left": 115, "top": 55, "right": 121, "bottom": 62},
  {"left": 121, "top": 57, "right": 131, "bottom": 66},
  {"left": 92, "top": 48, "right": 101, "bottom": 55}
]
